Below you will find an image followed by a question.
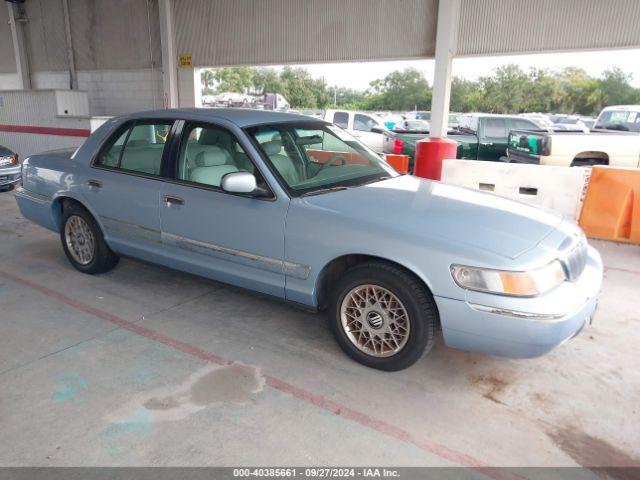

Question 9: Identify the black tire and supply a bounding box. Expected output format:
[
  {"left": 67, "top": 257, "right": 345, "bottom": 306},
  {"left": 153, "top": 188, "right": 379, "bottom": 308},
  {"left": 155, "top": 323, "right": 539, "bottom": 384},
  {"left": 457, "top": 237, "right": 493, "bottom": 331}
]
[
  {"left": 60, "top": 202, "right": 119, "bottom": 274},
  {"left": 571, "top": 158, "right": 608, "bottom": 167},
  {"left": 0, "top": 184, "right": 15, "bottom": 192},
  {"left": 328, "top": 261, "right": 438, "bottom": 371}
]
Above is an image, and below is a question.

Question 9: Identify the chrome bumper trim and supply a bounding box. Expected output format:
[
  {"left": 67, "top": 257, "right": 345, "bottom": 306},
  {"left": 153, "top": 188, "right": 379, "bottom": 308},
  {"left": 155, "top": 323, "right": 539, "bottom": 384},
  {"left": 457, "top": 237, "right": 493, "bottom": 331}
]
[{"left": 469, "top": 302, "right": 565, "bottom": 322}]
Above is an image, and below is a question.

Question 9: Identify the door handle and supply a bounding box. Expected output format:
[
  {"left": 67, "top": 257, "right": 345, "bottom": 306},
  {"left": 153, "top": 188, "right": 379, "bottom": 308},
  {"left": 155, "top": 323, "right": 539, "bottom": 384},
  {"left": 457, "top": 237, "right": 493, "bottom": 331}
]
[
  {"left": 88, "top": 179, "right": 102, "bottom": 188},
  {"left": 163, "top": 195, "right": 184, "bottom": 206},
  {"left": 480, "top": 142, "right": 494, "bottom": 146}
]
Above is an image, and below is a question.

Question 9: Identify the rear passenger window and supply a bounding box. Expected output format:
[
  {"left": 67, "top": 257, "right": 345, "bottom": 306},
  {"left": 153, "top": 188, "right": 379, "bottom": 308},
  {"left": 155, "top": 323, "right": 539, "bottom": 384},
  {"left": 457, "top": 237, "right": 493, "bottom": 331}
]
[
  {"left": 96, "top": 121, "right": 172, "bottom": 176},
  {"left": 333, "top": 112, "right": 349, "bottom": 129},
  {"left": 512, "top": 119, "right": 538, "bottom": 130}
]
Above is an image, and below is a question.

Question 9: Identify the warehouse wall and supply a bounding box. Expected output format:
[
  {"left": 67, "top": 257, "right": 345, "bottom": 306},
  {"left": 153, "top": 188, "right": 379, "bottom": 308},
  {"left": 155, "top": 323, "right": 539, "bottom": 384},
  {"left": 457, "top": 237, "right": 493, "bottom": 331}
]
[
  {"left": 0, "top": 6, "right": 16, "bottom": 74},
  {"left": 0, "top": 90, "right": 91, "bottom": 158},
  {"left": 0, "top": 0, "right": 163, "bottom": 116},
  {"left": 30, "top": 69, "right": 162, "bottom": 116}
]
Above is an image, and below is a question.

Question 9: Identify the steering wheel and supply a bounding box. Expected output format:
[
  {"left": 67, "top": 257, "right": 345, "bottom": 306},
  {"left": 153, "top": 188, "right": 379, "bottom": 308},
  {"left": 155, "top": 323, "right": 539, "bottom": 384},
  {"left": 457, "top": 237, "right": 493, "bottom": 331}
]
[{"left": 310, "top": 154, "right": 346, "bottom": 178}]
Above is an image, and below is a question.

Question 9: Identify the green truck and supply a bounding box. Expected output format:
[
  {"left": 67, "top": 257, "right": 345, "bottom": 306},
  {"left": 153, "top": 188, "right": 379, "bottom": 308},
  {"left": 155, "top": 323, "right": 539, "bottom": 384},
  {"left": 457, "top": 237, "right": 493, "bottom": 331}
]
[{"left": 382, "top": 113, "right": 544, "bottom": 170}]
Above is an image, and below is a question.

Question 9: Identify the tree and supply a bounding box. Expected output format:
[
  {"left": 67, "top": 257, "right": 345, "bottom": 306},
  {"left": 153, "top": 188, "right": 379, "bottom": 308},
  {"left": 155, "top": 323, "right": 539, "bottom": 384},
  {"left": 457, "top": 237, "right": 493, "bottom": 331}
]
[
  {"left": 251, "top": 67, "right": 283, "bottom": 95},
  {"left": 361, "top": 68, "right": 431, "bottom": 111},
  {"left": 598, "top": 67, "right": 640, "bottom": 109},
  {"left": 213, "top": 67, "right": 254, "bottom": 93}
]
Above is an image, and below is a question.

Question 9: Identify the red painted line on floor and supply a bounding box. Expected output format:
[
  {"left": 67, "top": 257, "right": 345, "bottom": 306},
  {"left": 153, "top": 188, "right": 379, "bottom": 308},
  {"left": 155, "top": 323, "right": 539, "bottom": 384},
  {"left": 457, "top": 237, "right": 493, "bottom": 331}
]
[
  {"left": 604, "top": 266, "right": 640, "bottom": 276},
  {"left": 0, "top": 268, "right": 523, "bottom": 480},
  {"left": 0, "top": 124, "right": 91, "bottom": 138}
]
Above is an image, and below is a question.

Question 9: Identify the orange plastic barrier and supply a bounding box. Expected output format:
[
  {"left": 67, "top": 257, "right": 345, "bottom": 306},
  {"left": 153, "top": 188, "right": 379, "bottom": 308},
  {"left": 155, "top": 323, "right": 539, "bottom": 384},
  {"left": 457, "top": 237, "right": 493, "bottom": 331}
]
[
  {"left": 306, "top": 149, "right": 368, "bottom": 165},
  {"left": 579, "top": 166, "right": 640, "bottom": 244},
  {"left": 385, "top": 154, "right": 409, "bottom": 174}
]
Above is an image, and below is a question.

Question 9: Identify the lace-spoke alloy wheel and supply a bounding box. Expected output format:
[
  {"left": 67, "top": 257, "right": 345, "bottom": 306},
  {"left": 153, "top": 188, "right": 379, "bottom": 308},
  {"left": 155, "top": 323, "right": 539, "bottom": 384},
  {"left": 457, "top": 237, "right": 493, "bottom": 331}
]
[
  {"left": 329, "top": 261, "right": 438, "bottom": 371},
  {"left": 340, "top": 284, "right": 410, "bottom": 358},
  {"left": 60, "top": 202, "right": 119, "bottom": 274},
  {"left": 64, "top": 215, "right": 96, "bottom": 265}
]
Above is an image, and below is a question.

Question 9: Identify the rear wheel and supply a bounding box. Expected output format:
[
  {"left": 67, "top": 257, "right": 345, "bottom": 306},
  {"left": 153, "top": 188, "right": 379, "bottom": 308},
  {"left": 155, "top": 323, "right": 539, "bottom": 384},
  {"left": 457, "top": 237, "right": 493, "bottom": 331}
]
[
  {"left": 328, "top": 261, "right": 438, "bottom": 371},
  {"left": 60, "top": 203, "right": 119, "bottom": 274}
]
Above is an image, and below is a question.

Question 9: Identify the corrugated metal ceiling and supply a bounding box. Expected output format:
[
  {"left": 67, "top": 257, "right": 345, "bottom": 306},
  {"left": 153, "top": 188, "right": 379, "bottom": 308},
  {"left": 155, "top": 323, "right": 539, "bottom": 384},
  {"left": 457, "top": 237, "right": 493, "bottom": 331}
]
[
  {"left": 172, "top": 0, "right": 438, "bottom": 67},
  {"left": 457, "top": 0, "right": 640, "bottom": 56}
]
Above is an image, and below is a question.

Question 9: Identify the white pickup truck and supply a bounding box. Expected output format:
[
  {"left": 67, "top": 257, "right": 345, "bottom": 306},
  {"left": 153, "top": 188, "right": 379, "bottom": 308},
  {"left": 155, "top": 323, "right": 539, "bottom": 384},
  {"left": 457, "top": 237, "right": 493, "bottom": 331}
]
[
  {"left": 507, "top": 105, "right": 640, "bottom": 167},
  {"left": 323, "top": 109, "right": 387, "bottom": 153}
]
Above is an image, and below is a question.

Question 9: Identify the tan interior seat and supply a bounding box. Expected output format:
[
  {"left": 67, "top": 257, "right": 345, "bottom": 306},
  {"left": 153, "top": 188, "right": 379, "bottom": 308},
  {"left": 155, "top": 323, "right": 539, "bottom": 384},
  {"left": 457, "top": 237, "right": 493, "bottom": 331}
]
[
  {"left": 262, "top": 139, "right": 299, "bottom": 185},
  {"left": 190, "top": 147, "right": 238, "bottom": 187}
]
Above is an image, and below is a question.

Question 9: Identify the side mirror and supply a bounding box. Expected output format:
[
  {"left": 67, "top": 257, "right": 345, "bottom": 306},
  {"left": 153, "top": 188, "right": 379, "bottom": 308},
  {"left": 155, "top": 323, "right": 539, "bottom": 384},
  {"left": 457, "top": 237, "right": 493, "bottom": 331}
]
[
  {"left": 221, "top": 172, "right": 270, "bottom": 197},
  {"left": 371, "top": 126, "right": 385, "bottom": 134}
]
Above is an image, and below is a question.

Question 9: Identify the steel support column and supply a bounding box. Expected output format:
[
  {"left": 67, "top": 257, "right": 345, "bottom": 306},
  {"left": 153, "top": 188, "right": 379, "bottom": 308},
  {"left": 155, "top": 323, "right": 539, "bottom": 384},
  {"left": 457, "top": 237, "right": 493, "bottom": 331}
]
[
  {"left": 7, "top": 2, "right": 31, "bottom": 90},
  {"left": 429, "top": 0, "right": 460, "bottom": 138},
  {"left": 159, "top": 0, "right": 178, "bottom": 108}
]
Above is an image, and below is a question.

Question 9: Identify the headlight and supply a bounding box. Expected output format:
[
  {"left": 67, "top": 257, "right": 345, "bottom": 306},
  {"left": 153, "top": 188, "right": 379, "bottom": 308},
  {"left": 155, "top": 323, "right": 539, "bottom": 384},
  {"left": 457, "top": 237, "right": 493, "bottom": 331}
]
[
  {"left": 0, "top": 155, "right": 17, "bottom": 166},
  {"left": 451, "top": 260, "right": 566, "bottom": 297}
]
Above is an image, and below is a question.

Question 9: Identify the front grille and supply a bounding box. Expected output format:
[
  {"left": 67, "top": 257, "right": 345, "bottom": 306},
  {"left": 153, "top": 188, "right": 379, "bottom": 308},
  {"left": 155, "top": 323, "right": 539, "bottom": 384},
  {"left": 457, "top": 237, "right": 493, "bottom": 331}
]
[{"left": 563, "top": 239, "right": 588, "bottom": 281}]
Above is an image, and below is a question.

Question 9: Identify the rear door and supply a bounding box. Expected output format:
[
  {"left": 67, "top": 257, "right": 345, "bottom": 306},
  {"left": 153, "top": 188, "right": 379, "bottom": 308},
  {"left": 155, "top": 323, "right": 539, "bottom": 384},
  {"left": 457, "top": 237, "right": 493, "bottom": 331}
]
[
  {"left": 82, "top": 119, "right": 173, "bottom": 258},
  {"left": 477, "top": 117, "right": 509, "bottom": 160},
  {"left": 158, "top": 120, "right": 290, "bottom": 298}
]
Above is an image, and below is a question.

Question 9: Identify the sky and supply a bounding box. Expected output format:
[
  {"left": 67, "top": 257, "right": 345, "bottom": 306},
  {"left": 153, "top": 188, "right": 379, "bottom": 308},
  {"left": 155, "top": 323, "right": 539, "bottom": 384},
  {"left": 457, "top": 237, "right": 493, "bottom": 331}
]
[{"left": 278, "top": 49, "right": 640, "bottom": 91}]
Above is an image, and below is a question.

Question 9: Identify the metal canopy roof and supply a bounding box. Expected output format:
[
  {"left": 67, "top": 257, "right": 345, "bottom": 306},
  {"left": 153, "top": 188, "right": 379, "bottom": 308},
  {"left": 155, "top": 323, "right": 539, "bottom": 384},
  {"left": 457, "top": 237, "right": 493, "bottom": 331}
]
[{"left": 171, "top": 0, "right": 640, "bottom": 68}]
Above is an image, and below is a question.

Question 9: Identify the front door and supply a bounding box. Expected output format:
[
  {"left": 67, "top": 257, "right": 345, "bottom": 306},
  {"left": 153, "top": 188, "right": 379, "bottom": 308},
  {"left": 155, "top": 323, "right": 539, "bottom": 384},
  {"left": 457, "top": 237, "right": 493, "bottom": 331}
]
[
  {"left": 82, "top": 120, "right": 173, "bottom": 259},
  {"left": 478, "top": 117, "right": 509, "bottom": 161},
  {"left": 351, "top": 113, "right": 384, "bottom": 153},
  {"left": 159, "top": 121, "right": 290, "bottom": 298}
]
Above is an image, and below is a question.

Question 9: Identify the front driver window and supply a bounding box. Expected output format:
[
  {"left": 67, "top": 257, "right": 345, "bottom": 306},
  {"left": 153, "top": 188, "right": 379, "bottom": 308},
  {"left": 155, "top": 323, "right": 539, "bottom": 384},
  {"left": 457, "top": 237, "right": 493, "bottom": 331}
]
[
  {"left": 177, "top": 124, "right": 256, "bottom": 188},
  {"left": 353, "top": 114, "right": 377, "bottom": 132}
]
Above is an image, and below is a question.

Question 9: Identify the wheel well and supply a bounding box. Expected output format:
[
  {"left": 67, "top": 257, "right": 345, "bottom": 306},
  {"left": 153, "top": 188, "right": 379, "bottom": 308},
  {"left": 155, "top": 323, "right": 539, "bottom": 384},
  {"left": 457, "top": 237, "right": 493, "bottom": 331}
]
[
  {"left": 315, "top": 254, "right": 431, "bottom": 311},
  {"left": 51, "top": 196, "right": 84, "bottom": 231},
  {"left": 571, "top": 151, "right": 609, "bottom": 166}
]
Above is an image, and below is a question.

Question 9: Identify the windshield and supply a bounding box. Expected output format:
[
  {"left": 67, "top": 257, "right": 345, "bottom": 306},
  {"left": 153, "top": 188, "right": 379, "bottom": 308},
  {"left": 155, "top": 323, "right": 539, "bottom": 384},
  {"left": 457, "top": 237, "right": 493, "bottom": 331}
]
[
  {"left": 594, "top": 109, "right": 640, "bottom": 132},
  {"left": 246, "top": 122, "right": 397, "bottom": 195}
]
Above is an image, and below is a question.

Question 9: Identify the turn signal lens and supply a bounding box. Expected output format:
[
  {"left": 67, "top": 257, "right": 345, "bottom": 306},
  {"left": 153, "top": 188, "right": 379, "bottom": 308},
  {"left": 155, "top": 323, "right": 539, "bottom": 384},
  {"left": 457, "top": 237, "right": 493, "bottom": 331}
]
[{"left": 451, "top": 260, "right": 566, "bottom": 297}]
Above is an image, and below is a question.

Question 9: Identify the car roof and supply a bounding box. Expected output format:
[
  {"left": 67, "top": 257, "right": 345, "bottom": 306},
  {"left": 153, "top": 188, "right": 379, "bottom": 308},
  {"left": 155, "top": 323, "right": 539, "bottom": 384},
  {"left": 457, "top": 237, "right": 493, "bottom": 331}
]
[
  {"left": 461, "top": 113, "right": 528, "bottom": 119},
  {"left": 122, "top": 108, "right": 324, "bottom": 128}
]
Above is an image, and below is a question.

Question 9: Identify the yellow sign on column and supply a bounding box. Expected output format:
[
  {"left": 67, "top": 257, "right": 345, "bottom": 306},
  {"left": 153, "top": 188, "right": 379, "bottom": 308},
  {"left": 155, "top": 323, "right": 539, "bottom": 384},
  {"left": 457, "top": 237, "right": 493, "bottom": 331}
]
[{"left": 179, "top": 53, "right": 193, "bottom": 68}]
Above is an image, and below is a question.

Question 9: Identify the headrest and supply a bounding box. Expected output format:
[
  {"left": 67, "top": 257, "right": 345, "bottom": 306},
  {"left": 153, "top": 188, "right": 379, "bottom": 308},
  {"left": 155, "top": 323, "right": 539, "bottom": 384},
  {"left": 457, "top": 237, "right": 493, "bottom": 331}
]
[
  {"left": 199, "top": 128, "right": 227, "bottom": 145},
  {"left": 262, "top": 140, "right": 282, "bottom": 156},
  {"left": 195, "top": 147, "right": 228, "bottom": 167}
]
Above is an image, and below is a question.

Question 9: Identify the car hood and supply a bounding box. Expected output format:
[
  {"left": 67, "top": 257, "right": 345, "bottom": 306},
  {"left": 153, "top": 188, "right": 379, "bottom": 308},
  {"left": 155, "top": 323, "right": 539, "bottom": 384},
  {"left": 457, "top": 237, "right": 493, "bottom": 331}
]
[{"left": 300, "top": 175, "right": 563, "bottom": 259}]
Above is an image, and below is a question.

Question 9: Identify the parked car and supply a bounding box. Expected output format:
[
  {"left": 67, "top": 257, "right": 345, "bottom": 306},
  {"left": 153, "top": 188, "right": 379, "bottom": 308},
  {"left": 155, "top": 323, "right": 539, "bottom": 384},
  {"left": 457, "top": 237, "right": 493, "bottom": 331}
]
[
  {"left": 383, "top": 113, "right": 543, "bottom": 169},
  {"left": 392, "top": 119, "right": 430, "bottom": 131},
  {"left": 406, "top": 111, "right": 461, "bottom": 128},
  {"left": 506, "top": 105, "right": 640, "bottom": 167},
  {"left": 15, "top": 109, "right": 602, "bottom": 371},
  {"left": 323, "top": 109, "right": 387, "bottom": 152},
  {"left": 552, "top": 115, "right": 590, "bottom": 133},
  {"left": 0, "top": 145, "right": 20, "bottom": 191}
]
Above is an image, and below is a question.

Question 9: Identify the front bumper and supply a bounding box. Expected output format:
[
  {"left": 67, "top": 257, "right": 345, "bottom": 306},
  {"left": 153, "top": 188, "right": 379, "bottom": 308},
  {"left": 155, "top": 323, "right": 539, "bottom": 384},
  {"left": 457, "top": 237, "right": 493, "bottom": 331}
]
[
  {"left": 435, "top": 246, "right": 603, "bottom": 358},
  {"left": 0, "top": 165, "right": 21, "bottom": 187}
]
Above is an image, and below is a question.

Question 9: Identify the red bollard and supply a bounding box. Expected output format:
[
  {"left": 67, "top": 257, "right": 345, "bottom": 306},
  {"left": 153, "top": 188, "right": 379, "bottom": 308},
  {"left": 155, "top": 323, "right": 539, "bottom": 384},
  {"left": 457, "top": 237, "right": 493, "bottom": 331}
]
[{"left": 413, "top": 137, "right": 458, "bottom": 180}]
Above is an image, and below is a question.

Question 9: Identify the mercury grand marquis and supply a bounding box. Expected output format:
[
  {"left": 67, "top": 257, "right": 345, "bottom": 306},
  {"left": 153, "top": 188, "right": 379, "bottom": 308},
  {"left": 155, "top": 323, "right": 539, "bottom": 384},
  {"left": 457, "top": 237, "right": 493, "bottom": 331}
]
[{"left": 15, "top": 109, "right": 602, "bottom": 371}]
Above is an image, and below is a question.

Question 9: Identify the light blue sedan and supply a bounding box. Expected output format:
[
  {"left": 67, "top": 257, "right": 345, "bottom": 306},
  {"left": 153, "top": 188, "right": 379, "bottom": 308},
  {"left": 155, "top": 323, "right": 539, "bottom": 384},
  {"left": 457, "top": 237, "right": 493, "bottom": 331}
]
[{"left": 15, "top": 109, "right": 602, "bottom": 370}]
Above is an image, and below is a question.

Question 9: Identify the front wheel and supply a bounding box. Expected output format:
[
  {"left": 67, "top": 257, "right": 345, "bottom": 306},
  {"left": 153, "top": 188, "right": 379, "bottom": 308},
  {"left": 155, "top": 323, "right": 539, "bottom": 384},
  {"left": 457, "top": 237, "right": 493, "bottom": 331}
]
[
  {"left": 328, "top": 261, "right": 438, "bottom": 371},
  {"left": 60, "top": 203, "right": 119, "bottom": 274}
]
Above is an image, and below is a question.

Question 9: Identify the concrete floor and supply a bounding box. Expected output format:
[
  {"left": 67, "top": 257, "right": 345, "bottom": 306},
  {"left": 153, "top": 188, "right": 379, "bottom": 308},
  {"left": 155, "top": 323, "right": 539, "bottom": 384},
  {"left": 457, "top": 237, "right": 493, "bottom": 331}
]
[{"left": 0, "top": 190, "right": 639, "bottom": 469}]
